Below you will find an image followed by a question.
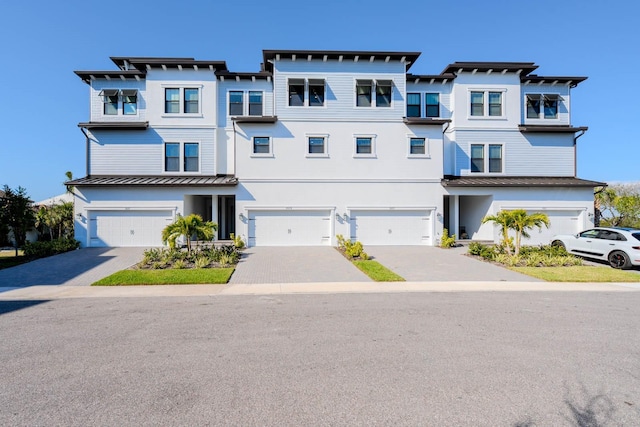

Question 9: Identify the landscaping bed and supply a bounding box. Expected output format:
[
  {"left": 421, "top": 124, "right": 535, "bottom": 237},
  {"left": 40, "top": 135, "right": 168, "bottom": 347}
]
[{"left": 336, "top": 235, "right": 405, "bottom": 282}]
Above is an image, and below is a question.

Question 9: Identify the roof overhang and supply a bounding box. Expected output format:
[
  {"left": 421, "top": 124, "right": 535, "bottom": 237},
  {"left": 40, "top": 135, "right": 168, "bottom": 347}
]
[
  {"left": 78, "top": 122, "right": 149, "bottom": 130},
  {"left": 263, "top": 50, "right": 421, "bottom": 72},
  {"left": 231, "top": 116, "right": 278, "bottom": 123},
  {"left": 441, "top": 176, "right": 606, "bottom": 188},
  {"left": 109, "top": 57, "right": 228, "bottom": 72},
  {"left": 216, "top": 71, "right": 273, "bottom": 81},
  {"left": 518, "top": 125, "right": 588, "bottom": 133},
  {"left": 67, "top": 175, "right": 238, "bottom": 187},
  {"left": 442, "top": 62, "right": 538, "bottom": 76},
  {"left": 521, "top": 75, "right": 587, "bottom": 88},
  {"left": 406, "top": 73, "right": 456, "bottom": 84},
  {"left": 74, "top": 70, "right": 145, "bottom": 84},
  {"left": 403, "top": 117, "right": 451, "bottom": 126}
]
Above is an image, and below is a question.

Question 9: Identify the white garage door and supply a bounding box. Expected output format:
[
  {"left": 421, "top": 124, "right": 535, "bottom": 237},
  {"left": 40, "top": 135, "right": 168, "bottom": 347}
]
[
  {"left": 350, "top": 210, "right": 433, "bottom": 245},
  {"left": 248, "top": 210, "right": 331, "bottom": 246},
  {"left": 89, "top": 210, "right": 174, "bottom": 247},
  {"left": 524, "top": 210, "right": 581, "bottom": 246}
]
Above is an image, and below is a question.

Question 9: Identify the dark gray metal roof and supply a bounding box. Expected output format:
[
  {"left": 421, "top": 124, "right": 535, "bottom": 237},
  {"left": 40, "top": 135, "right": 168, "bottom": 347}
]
[
  {"left": 74, "top": 70, "right": 145, "bottom": 84},
  {"left": 441, "top": 176, "right": 606, "bottom": 187},
  {"left": 67, "top": 175, "right": 238, "bottom": 187},
  {"left": 403, "top": 117, "right": 451, "bottom": 126},
  {"left": 110, "top": 57, "right": 228, "bottom": 72},
  {"left": 442, "top": 62, "right": 538, "bottom": 75},
  {"left": 231, "top": 116, "right": 278, "bottom": 123},
  {"left": 406, "top": 73, "right": 457, "bottom": 83},
  {"left": 78, "top": 122, "right": 149, "bottom": 130},
  {"left": 263, "top": 50, "right": 421, "bottom": 72},
  {"left": 521, "top": 75, "right": 587, "bottom": 87},
  {"left": 519, "top": 125, "right": 588, "bottom": 133},
  {"left": 216, "top": 71, "right": 273, "bottom": 80}
]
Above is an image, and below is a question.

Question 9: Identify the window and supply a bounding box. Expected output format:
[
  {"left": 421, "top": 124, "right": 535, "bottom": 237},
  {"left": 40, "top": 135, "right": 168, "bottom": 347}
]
[
  {"left": 470, "top": 144, "right": 502, "bottom": 173},
  {"left": 425, "top": 93, "right": 439, "bottom": 117},
  {"left": 376, "top": 80, "right": 392, "bottom": 107},
  {"left": 470, "top": 91, "right": 484, "bottom": 116},
  {"left": 165, "top": 88, "right": 180, "bottom": 113},
  {"left": 165, "top": 143, "right": 180, "bottom": 172},
  {"left": 526, "top": 94, "right": 561, "bottom": 119},
  {"left": 101, "top": 89, "right": 119, "bottom": 115},
  {"left": 488, "top": 144, "right": 502, "bottom": 173},
  {"left": 184, "top": 88, "right": 199, "bottom": 114},
  {"left": 288, "top": 79, "right": 305, "bottom": 106},
  {"left": 470, "top": 144, "right": 484, "bottom": 172},
  {"left": 309, "top": 79, "right": 325, "bottom": 107},
  {"left": 308, "top": 137, "right": 325, "bottom": 154},
  {"left": 229, "top": 91, "right": 244, "bottom": 116},
  {"left": 543, "top": 95, "right": 558, "bottom": 119},
  {"left": 356, "top": 137, "right": 372, "bottom": 154},
  {"left": 122, "top": 90, "right": 137, "bottom": 115},
  {"left": 407, "top": 93, "right": 421, "bottom": 117},
  {"left": 488, "top": 92, "right": 502, "bottom": 116},
  {"left": 184, "top": 143, "right": 199, "bottom": 172},
  {"left": 526, "top": 94, "right": 541, "bottom": 118},
  {"left": 249, "top": 91, "right": 263, "bottom": 115},
  {"left": 409, "top": 138, "right": 426, "bottom": 155},
  {"left": 356, "top": 80, "right": 372, "bottom": 107},
  {"left": 253, "top": 137, "right": 270, "bottom": 155}
]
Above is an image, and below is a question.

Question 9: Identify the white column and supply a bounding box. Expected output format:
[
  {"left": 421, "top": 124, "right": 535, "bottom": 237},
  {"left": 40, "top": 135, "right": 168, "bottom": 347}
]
[
  {"left": 452, "top": 195, "right": 460, "bottom": 239},
  {"left": 211, "top": 196, "right": 219, "bottom": 240}
]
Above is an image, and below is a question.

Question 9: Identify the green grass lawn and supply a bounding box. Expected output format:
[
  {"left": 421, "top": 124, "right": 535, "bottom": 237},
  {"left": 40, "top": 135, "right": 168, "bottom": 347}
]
[
  {"left": 92, "top": 268, "right": 235, "bottom": 286},
  {"left": 510, "top": 266, "right": 640, "bottom": 282},
  {"left": 353, "top": 260, "right": 405, "bottom": 282}
]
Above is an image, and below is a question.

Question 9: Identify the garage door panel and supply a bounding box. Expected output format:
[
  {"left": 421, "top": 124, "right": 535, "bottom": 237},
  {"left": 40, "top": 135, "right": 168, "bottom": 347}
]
[
  {"left": 90, "top": 210, "right": 173, "bottom": 247},
  {"left": 249, "top": 210, "right": 331, "bottom": 246},
  {"left": 524, "top": 210, "right": 581, "bottom": 246},
  {"left": 351, "top": 210, "right": 432, "bottom": 245}
]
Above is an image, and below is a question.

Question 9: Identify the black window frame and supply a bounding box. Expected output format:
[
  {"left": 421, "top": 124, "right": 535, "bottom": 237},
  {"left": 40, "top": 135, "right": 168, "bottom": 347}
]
[
  {"left": 470, "top": 91, "right": 484, "bottom": 116},
  {"left": 409, "top": 137, "right": 426, "bottom": 155},
  {"left": 248, "top": 91, "right": 263, "bottom": 116},
  {"left": 356, "top": 80, "right": 373, "bottom": 107},
  {"left": 183, "top": 143, "right": 199, "bottom": 172},
  {"left": 101, "top": 89, "right": 119, "bottom": 115},
  {"left": 288, "top": 79, "right": 305, "bottom": 107},
  {"left": 488, "top": 144, "right": 502, "bottom": 173},
  {"left": 164, "top": 143, "right": 180, "bottom": 172},
  {"left": 253, "top": 136, "right": 271, "bottom": 154},
  {"left": 407, "top": 93, "right": 421, "bottom": 117},
  {"left": 355, "top": 137, "right": 372, "bottom": 154},
  {"left": 488, "top": 92, "right": 502, "bottom": 116},
  {"left": 375, "top": 80, "right": 392, "bottom": 107},
  {"left": 470, "top": 144, "right": 484, "bottom": 172},
  {"left": 308, "top": 136, "right": 325, "bottom": 154},
  {"left": 183, "top": 88, "right": 199, "bottom": 114},
  {"left": 308, "top": 79, "right": 325, "bottom": 107},
  {"left": 165, "top": 88, "right": 180, "bottom": 114},
  {"left": 526, "top": 94, "right": 541, "bottom": 119},
  {"left": 229, "top": 91, "right": 244, "bottom": 116},
  {"left": 122, "top": 90, "right": 138, "bottom": 115},
  {"left": 543, "top": 94, "right": 558, "bottom": 119},
  {"left": 425, "top": 93, "right": 439, "bottom": 118}
]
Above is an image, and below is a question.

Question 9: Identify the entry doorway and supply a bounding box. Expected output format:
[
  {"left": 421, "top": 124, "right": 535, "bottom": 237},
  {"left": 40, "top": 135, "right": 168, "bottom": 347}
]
[{"left": 218, "top": 196, "right": 236, "bottom": 240}]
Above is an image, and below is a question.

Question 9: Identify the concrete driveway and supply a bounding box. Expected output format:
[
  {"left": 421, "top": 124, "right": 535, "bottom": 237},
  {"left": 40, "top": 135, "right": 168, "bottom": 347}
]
[
  {"left": 366, "top": 245, "right": 541, "bottom": 282},
  {"left": 0, "top": 247, "right": 146, "bottom": 288}
]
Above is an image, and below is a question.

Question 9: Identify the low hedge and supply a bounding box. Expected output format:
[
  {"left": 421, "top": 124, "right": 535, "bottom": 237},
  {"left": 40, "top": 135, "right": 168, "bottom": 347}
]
[{"left": 23, "top": 238, "right": 80, "bottom": 259}]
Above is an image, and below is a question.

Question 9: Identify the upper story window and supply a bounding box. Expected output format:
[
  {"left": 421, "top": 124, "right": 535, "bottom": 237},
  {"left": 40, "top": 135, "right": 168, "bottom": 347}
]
[
  {"left": 122, "top": 90, "right": 138, "bottom": 115},
  {"left": 425, "top": 93, "right": 439, "bottom": 118},
  {"left": 165, "top": 142, "right": 199, "bottom": 172},
  {"left": 288, "top": 79, "right": 305, "bottom": 106},
  {"left": 527, "top": 94, "right": 560, "bottom": 119},
  {"left": 164, "top": 87, "right": 200, "bottom": 114},
  {"left": 470, "top": 90, "right": 504, "bottom": 117},
  {"left": 288, "top": 79, "right": 325, "bottom": 107},
  {"left": 184, "top": 89, "right": 199, "bottom": 114},
  {"left": 470, "top": 144, "right": 502, "bottom": 173},
  {"left": 407, "top": 93, "right": 421, "bottom": 117},
  {"left": 249, "top": 91, "right": 263, "bottom": 115},
  {"left": 101, "top": 89, "right": 119, "bottom": 115},
  {"left": 165, "top": 88, "right": 180, "bottom": 113},
  {"left": 229, "top": 91, "right": 244, "bottom": 115},
  {"left": 356, "top": 80, "right": 393, "bottom": 108}
]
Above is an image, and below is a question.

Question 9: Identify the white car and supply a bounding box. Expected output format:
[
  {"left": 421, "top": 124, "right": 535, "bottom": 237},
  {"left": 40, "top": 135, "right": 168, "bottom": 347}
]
[{"left": 551, "top": 227, "right": 640, "bottom": 269}]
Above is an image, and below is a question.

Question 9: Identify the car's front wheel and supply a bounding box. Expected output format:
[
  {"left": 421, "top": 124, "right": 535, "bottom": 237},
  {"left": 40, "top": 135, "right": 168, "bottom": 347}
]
[
  {"left": 551, "top": 240, "right": 565, "bottom": 250},
  {"left": 608, "top": 250, "right": 632, "bottom": 269}
]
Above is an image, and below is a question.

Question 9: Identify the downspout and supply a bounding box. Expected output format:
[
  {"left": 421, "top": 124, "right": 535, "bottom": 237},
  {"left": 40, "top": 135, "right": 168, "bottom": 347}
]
[
  {"left": 573, "top": 128, "right": 587, "bottom": 177},
  {"left": 232, "top": 120, "right": 237, "bottom": 177}
]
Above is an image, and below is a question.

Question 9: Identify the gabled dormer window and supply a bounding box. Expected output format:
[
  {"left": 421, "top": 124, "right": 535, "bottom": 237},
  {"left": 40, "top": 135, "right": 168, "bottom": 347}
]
[{"left": 100, "top": 89, "right": 119, "bottom": 115}]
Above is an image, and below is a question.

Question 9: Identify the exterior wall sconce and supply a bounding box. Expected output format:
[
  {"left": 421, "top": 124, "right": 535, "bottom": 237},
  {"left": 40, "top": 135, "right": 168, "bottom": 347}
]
[{"left": 239, "top": 213, "right": 245, "bottom": 221}]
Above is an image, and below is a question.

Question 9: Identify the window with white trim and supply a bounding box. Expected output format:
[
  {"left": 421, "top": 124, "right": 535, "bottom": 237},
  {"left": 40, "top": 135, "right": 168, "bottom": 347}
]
[
  {"left": 526, "top": 94, "right": 560, "bottom": 119},
  {"left": 306, "top": 135, "right": 329, "bottom": 157},
  {"left": 122, "top": 90, "right": 137, "bottom": 115},
  {"left": 229, "top": 91, "right": 244, "bottom": 115},
  {"left": 100, "top": 89, "right": 119, "bottom": 115},
  {"left": 164, "top": 142, "right": 199, "bottom": 173},
  {"left": 407, "top": 93, "right": 421, "bottom": 117},
  {"left": 249, "top": 91, "right": 263, "bottom": 115},
  {"left": 288, "top": 78, "right": 325, "bottom": 107},
  {"left": 470, "top": 144, "right": 502, "bottom": 173},
  {"left": 164, "top": 87, "right": 200, "bottom": 114},
  {"left": 470, "top": 90, "right": 505, "bottom": 117},
  {"left": 425, "top": 93, "right": 439, "bottom": 117},
  {"left": 409, "top": 138, "right": 426, "bottom": 155},
  {"left": 357, "top": 80, "right": 393, "bottom": 107},
  {"left": 253, "top": 136, "right": 271, "bottom": 155},
  {"left": 353, "top": 135, "right": 376, "bottom": 157}
]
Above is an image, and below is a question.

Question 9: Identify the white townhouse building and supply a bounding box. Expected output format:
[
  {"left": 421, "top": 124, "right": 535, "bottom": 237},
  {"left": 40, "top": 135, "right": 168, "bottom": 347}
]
[{"left": 69, "top": 50, "right": 603, "bottom": 248}]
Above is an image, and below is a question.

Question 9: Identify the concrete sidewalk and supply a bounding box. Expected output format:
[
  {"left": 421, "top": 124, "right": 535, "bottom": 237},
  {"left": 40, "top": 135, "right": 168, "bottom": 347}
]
[{"left": 1, "top": 281, "right": 639, "bottom": 300}]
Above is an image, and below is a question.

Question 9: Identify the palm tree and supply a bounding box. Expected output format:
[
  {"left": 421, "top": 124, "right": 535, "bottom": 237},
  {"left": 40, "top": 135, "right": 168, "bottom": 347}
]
[
  {"left": 509, "top": 210, "right": 549, "bottom": 255},
  {"left": 162, "top": 214, "right": 217, "bottom": 253},
  {"left": 481, "top": 210, "right": 515, "bottom": 255}
]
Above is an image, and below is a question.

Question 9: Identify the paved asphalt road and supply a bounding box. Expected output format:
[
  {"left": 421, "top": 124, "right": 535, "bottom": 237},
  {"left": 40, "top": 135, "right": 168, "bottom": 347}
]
[{"left": 1, "top": 292, "right": 639, "bottom": 426}]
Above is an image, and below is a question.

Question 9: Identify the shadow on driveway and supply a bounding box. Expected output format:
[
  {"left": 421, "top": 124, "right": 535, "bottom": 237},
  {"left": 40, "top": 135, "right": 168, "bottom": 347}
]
[{"left": 0, "top": 247, "right": 146, "bottom": 290}]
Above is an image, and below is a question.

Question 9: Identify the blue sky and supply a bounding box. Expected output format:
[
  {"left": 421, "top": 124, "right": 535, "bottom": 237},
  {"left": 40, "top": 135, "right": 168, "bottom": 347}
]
[{"left": 1, "top": 0, "right": 638, "bottom": 201}]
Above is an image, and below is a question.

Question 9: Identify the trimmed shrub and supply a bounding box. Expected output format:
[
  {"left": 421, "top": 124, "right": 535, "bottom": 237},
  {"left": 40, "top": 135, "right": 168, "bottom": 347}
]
[
  {"left": 23, "top": 238, "right": 80, "bottom": 259},
  {"left": 440, "top": 228, "right": 456, "bottom": 248}
]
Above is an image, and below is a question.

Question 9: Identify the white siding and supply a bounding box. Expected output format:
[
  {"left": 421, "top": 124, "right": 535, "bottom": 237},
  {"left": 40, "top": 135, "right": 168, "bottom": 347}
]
[
  {"left": 89, "top": 128, "right": 216, "bottom": 175},
  {"left": 90, "top": 80, "right": 146, "bottom": 122},
  {"left": 521, "top": 84, "right": 571, "bottom": 125},
  {"left": 452, "top": 130, "right": 575, "bottom": 176},
  {"left": 405, "top": 81, "right": 453, "bottom": 119},
  {"left": 217, "top": 80, "right": 274, "bottom": 128}
]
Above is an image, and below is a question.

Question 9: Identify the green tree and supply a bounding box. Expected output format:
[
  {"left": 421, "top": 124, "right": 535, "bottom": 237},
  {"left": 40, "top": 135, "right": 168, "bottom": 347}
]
[
  {"left": 481, "top": 210, "right": 516, "bottom": 255},
  {"left": 482, "top": 209, "right": 550, "bottom": 256},
  {"left": 596, "top": 185, "right": 640, "bottom": 228},
  {"left": 0, "top": 185, "right": 36, "bottom": 255},
  {"left": 162, "top": 214, "right": 217, "bottom": 253}
]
